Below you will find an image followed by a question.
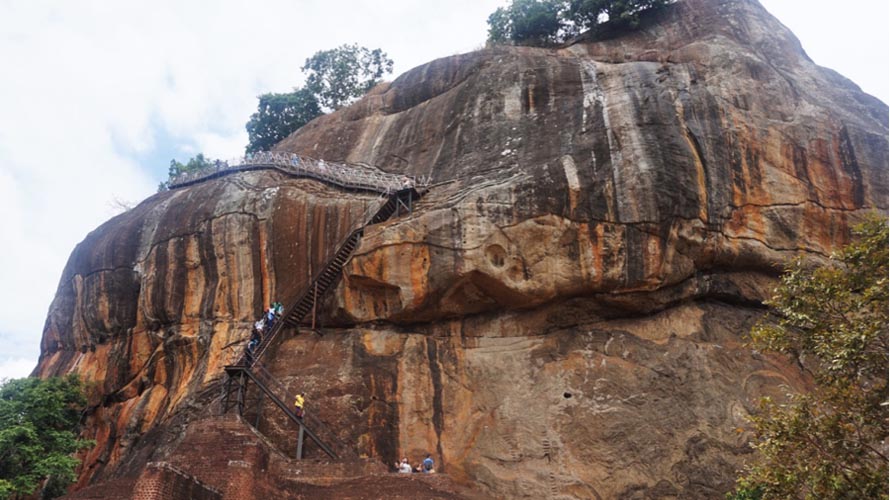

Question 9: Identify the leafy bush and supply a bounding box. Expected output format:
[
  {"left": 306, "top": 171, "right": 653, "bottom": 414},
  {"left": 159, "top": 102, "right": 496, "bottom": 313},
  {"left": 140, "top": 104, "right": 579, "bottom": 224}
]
[
  {"left": 730, "top": 216, "right": 889, "bottom": 499},
  {"left": 0, "top": 376, "right": 93, "bottom": 499}
]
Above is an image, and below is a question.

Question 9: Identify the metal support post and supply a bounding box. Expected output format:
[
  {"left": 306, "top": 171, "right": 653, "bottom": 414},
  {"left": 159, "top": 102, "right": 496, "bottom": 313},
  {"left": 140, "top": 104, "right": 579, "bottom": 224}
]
[
  {"left": 254, "top": 391, "right": 264, "bottom": 429},
  {"left": 311, "top": 282, "right": 318, "bottom": 330},
  {"left": 236, "top": 372, "right": 247, "bottom": 417},
  {"left": 296, "top": 426, "right": 305, "bottom": 459},
  {"left": 222, "top": 376, "right": 232, "bottom": 414}
]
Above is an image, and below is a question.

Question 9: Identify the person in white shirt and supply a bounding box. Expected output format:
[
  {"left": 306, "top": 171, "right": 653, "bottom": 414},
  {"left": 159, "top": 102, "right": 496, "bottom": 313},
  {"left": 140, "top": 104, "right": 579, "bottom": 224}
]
[{"left": 396, "top": 458, "right": 412, "bottom": 473}]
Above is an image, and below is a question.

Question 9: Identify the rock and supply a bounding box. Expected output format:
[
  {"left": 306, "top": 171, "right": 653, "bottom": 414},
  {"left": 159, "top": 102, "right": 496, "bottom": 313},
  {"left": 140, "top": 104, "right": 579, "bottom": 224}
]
[{"left": 37, "top": 0, "right": 887, "bottom": 498}]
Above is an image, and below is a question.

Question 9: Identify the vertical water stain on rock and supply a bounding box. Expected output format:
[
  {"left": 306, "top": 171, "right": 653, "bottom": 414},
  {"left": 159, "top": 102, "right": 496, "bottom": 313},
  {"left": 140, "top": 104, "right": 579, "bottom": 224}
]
[{"left": 425, "top": 337, "right": 446, "bottom": 469}]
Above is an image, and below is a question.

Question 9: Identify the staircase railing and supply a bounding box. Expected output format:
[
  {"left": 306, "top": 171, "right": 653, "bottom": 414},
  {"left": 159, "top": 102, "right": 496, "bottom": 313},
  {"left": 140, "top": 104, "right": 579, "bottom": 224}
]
[
  {"left": 168, "top": 152, "right": 428, "bottom": 194},
  {"left": 246, "top": 193, "right": 391, "bottom": 365},
  {"left": 226, "top": 365, "right": 338, "bottom": 459},
  {"left": 222, "top": 181, "right": 423, "bottom": 462},
  {"left": 250, "top": 360, "right": 356, "bottom": 458}
]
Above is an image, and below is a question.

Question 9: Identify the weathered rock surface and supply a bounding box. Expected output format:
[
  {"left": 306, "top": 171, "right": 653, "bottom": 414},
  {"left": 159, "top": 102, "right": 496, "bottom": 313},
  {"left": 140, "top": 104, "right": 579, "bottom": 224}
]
[
  {"left": 38, "top": 173, "right": 383, "bottom": 488},
  {"left": 37, "top": 0, "right": 887, "bottom": 498}
]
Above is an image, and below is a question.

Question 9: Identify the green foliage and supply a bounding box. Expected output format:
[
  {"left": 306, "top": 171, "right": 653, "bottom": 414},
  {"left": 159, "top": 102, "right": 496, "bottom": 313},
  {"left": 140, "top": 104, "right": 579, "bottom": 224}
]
[
  {"left": 303, "top": 44, "right": 394, "bottom": 112},
  {"left": 157, "top": 153, "right": 219, "bottom": 191},
  {"left": 726, "top": 485, "right": 764, "bottom": 500},
  {"left": 565, "top": 0, "right": 671, "bottom": 33},
  {"left": 0, "top": 376, "right": 93, "bottom": 499},
  {"left": 487, "top": 0, "right": 562, "bottom": 46},
  {"left": 245, "top": 44, "right": 393, "bottom": 153},
  {"left": 486, "top": 0, "right": 673, "bottom": 45},
  {"left": 731, "top": 216, "right": 889, "bottom": 499},
  {"left": 245, "top": 89, "right": 322, "bottom": 154}
]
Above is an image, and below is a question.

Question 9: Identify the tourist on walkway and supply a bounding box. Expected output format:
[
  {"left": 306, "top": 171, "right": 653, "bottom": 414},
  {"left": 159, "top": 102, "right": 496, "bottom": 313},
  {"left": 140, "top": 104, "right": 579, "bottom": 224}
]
[
  {"left": 294, "top": 393, "right": 305, "bottom": 419},
  {"left": 265, "top": 308, "right": 276, "bottom": 330}
]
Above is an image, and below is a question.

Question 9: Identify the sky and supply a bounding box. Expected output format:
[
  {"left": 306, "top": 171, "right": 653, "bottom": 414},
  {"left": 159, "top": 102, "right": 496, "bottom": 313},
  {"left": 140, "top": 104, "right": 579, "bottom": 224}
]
[{"left": 0, "top": 0, "right": 887, "bottom": 381}]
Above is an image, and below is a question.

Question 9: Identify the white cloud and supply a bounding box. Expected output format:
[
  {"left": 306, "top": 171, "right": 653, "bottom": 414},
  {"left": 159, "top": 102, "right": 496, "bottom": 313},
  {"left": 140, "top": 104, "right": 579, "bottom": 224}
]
[
  {"left": 0, "top": 0, "right": 885, "bottom": 381},
  {"left": 0, "top": 0, "right": 505, "bottom": 380},
  {"left": 0, "top": 357, "right": 37, "bottom": 381}
]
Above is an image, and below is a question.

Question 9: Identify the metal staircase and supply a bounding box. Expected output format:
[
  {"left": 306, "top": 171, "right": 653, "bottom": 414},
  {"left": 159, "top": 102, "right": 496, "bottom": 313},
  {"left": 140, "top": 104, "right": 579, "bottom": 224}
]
[
  {"left": 248, "top": 187, "right": 416, "bottom": 365},
  {"left": 223, "top": 185, "right": 420, "bottom": 460},
  {"left": 223, "top": 364, "right": 339, "bottom": 459}
]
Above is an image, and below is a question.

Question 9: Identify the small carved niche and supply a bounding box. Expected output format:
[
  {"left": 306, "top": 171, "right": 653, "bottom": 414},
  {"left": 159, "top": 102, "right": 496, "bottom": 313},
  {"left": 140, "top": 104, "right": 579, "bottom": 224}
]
[{"left": 485, "top": 244, "right": 507, "bottom": 268}]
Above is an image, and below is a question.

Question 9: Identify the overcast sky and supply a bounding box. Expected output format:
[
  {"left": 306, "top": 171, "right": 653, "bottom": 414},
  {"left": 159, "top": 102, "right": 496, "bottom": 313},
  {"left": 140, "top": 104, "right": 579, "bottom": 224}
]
[{"left": 0, "top": 0, "right": 886, "bottom": 380}]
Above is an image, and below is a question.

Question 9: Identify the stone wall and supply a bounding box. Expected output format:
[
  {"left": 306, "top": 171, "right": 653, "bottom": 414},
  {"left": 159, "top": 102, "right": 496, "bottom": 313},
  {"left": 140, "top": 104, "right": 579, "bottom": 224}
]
[{"left": 132, "top": 463, "right": 221, "bottom": 500}]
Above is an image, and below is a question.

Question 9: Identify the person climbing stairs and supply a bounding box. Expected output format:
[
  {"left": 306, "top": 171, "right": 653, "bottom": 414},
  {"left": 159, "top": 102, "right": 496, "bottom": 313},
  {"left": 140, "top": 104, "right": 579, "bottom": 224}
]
[{"left": 220, "top": 153, "right": 425, "bottom": 461}]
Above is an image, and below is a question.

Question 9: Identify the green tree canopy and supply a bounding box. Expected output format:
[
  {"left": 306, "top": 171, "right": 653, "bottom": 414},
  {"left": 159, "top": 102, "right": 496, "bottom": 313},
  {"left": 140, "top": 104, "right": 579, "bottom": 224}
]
[
  {"left": 245, "top": 44, "right": 393, "bottom": 153},
  {"left": 0, "top": 376, "right": 93, "bottom": 499},
  {"left": 730, "top": 216, "right": 889, "bottom": 499},
  {"left": 565, "top": 0, "right": 672, "bottom": 33},
  {"left": 245, "top": 89, "right": 321, "bottom": 154},
  {"left": 487, "top": 0, "right": 563, "bottom": 46},
  {"left": 158, "top": 153, "right": 219, "bottom": 191},
  {"left": 303, "top": 44, "right": 394, "bottom": 112},
  {"left": 487, "top": 0, "right": 674, "bottom": 45}
]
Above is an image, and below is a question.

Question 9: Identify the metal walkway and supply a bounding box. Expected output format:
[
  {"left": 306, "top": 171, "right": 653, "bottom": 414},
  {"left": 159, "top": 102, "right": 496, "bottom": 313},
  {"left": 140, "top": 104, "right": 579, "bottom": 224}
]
[{"left": 168, "top": 151, "right": 428, "bottom": 194}]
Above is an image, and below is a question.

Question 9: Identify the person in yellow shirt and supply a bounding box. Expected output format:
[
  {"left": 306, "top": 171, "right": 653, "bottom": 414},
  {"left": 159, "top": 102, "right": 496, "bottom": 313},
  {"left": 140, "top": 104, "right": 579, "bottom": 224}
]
[{"left": 294, "top": 393, "right": 305, "bottom": 419}]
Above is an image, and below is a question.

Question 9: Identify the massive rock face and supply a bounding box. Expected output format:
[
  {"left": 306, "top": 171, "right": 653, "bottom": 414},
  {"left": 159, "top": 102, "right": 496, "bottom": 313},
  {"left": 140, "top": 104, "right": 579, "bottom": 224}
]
[{"left": 37, "top": 0, "right": 886, "bottom": 498}]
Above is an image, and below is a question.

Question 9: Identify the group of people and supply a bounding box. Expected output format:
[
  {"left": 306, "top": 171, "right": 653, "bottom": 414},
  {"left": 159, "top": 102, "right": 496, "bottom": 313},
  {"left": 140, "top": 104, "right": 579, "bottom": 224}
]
[
  {"left": 244, "top": 301, "right": 285, "bottom": 364},
  {"left": 395, "top": 454, "right": 435, "bottom": 474}
]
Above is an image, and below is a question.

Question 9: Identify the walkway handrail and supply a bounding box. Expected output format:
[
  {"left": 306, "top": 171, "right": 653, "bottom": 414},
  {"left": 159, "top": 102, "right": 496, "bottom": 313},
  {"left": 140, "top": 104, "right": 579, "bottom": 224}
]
[
  {"left": 229, "top": 365, "right": 338, "bottom": 459},
  {"left": 248, "top": 193, "right": 390, "bottom": 365},
  {"left": 168, "top": 152, "right": 430, "bottom": 194},
  {"left": 250, "top": 360, "right": 355, "bottom": 457}
]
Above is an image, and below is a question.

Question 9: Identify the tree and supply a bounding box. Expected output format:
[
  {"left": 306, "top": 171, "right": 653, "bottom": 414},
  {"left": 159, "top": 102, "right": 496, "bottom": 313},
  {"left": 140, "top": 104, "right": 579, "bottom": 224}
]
[
  {"left": 157, "top": 153, "right": 218, "bottom": 191},
  {"left": 486, "top": 0, "right": 674, "bottom": 45},
  {"left": 245, "top": 89, "right": 321, "bottom": 154},
  {"left": 0, "top": 376, "right": 93, "bottom": 499},
  {"left": 487, "top": 0, "right": 563, "bottom": 46},
  {"left": 564, "top": 0, "right": 672, "bottom": 34},
  {"left": 245, "top": 44, "right": 393, "bottom": 153},
  {"left": 302, "top": 44, "right": 394, "bottom": 112},
  {"left": 730, "top": 216, "right": 888, "bottom": 499}
]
